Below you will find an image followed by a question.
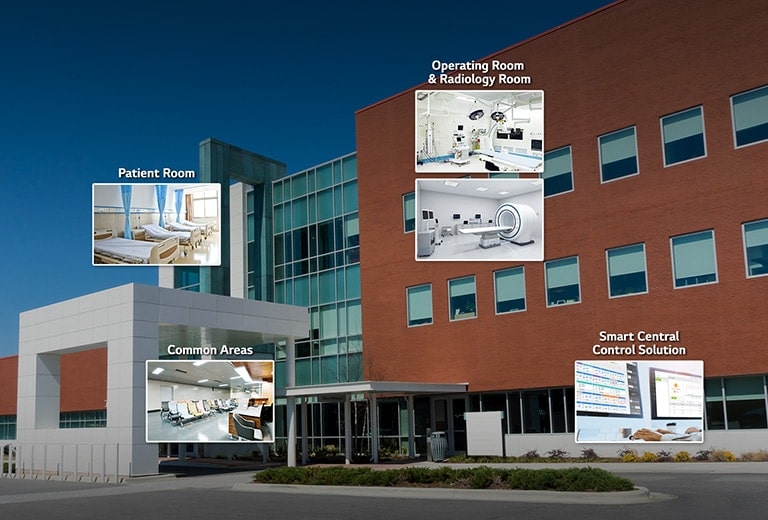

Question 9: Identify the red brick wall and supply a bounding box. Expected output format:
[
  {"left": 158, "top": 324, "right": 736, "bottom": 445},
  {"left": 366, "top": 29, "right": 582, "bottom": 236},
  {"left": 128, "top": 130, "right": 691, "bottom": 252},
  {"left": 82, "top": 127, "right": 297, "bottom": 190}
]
[
  {"left": 60, "top": 349, "right": 107, "bottom": 412},
  {"left": 356, "top": 0, "right": 768, "bottom": 391},
  {"left": 0, "top": 356, "right": 18, "bottom": 415}
]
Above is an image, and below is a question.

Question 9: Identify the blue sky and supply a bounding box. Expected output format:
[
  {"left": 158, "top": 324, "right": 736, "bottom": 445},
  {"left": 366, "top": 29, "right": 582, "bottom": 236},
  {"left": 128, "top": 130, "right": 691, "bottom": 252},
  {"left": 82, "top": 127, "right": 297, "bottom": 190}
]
[{"left": 0, "top": 0, "right": 613, "bottom": 357}]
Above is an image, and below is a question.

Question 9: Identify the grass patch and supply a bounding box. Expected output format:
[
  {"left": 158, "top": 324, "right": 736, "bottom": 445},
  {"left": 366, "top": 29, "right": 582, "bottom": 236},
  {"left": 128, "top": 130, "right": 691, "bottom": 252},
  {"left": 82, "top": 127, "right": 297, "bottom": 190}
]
[{"left": 252, "top": 465, "right": 634, "bottom": 492}]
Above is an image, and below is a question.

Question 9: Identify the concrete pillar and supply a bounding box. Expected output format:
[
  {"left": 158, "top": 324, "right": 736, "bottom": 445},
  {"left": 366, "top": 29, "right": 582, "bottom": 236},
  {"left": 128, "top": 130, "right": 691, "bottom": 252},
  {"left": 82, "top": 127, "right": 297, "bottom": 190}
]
[
  {"left": 407, "top": 395, "right": 416, "bottom": 458},
  {"left": 344, "top": 396, "right": 352, "bottom": 465},
  {"left": 285, "top": 337, "right": 297, "bottom": 467},
  {"left": 370, "top": 394, "right": 379, "bottom": 464},
  {"left": 301, "top": 398, "right": 308, "bottom": 465}
]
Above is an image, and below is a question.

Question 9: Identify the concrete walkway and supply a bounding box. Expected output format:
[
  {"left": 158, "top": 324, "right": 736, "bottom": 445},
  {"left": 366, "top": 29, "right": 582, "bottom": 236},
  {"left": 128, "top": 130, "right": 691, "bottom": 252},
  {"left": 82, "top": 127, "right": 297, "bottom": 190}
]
[{"left": 2, "top": 461, "right": 767, "bottom": 506}]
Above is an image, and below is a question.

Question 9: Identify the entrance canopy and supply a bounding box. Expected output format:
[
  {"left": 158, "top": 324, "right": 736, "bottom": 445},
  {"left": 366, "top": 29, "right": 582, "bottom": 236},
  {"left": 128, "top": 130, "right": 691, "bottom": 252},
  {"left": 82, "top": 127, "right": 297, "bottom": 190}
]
[
  {"left": 282, "top": 380, "right": 468, "bottom": 398},
  {"left": 280, "top": 380, "right": 468, "bottom": 466}
]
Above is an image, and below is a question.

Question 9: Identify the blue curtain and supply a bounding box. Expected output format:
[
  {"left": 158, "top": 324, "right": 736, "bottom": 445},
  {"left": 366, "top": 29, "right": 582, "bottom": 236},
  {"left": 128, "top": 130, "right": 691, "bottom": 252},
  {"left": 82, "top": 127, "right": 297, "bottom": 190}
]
[
  {"left": 120, "top": 185, "right": 133, "bottom": 239},
  {"left": 175, "top": 189, "right": 183, "bottom": 222},
  {"left": 155, "top": 185, "right": 167, "bottom": 227}
]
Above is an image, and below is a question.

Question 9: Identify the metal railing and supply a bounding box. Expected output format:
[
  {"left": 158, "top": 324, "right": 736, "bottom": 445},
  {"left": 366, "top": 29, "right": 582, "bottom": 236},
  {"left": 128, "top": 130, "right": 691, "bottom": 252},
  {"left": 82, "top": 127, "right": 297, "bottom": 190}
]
[{"left": 1, "top": 443, "right": 128, "bottom": 483}]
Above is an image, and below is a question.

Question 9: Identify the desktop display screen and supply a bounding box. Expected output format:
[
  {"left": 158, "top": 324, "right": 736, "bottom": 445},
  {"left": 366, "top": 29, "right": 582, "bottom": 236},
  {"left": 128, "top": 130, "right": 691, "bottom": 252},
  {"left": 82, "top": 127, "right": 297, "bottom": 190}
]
[
  {"left": 649, "top": 367, "right": 704, "bottom": 419},
  {"left": 575, "top": 360, "right": 643, "bottom": 417}
]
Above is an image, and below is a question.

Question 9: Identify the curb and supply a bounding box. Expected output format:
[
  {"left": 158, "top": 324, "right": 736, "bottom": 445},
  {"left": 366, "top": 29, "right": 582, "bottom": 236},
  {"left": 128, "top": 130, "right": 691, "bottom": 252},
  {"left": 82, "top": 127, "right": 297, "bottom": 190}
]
[{"left": 232, "top": 483, "right": 676, "bottom": 505}]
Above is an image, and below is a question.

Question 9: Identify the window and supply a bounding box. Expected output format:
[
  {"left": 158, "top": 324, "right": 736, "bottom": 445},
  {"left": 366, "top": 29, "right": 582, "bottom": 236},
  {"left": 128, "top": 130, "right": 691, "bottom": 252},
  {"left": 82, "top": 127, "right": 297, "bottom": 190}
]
[
  {"left": 403, "top": 192, "right": 415, "bottom": 232},
  {"left": 661, "top": 106, "right": 706, "bottom": 165},
  {"left": 59, "top": 410, "right": 107, "bottom": 429},
  {"left": 599, "top": 126, "right": 638, "bottom": 182},
  {"left": 407, "top": 284, "right": 433, "bottom": 326},
  {"left": 448, "top": 276, "right": 476, "bottom": 320},
  {"left": 545, "top": 256, "right": 580, "bottom": 306},
  {"left": 543, "top": 146, "right": 573, "bottom": 196},
  {"left": 724, "top": 376, "right": 767, "bottom": 429},
  {"left": 732, "top": 84, "right": 768, "bottom": 147},
  {"left": 0, "top": 415, "right": 16, "bottom": 439},
  {"left": 606, "top": 244, "right": 648, "bottom": 297},
  {"left": 494, "top": 267, "right": 526, "bottom": 313},
  {"left": 671, "top": 230, "right": 717, "bottom": 287},
  {"left": 743, "top": 218, "right": 768, "bottom": 277}
]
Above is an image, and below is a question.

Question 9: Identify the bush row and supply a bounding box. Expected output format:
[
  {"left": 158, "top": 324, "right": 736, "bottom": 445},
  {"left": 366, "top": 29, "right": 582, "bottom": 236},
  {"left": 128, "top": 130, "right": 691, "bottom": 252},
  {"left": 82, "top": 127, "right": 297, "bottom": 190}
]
[{"left": 252, "top": 465, "right": 634, "bottom": 492}]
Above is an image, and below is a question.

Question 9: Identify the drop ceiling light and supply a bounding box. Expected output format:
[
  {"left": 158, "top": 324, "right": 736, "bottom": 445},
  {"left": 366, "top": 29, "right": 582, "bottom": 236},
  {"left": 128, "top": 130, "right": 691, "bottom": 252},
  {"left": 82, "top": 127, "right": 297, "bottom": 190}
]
[
  {"left": 499, "top": 191, "right": 510, "bottom": 195},
  {"left": 475, "top": 186, "right": 489, "bottom": 192},
  {"left": 234, "top": 366, "right": 254, "bottom": 383},
  {"left": 151, "top": 367, "right": 164, "bottom": 375},
  {"left": 443, "top": 180, "right": 459, "bottom": 187},
  {"left": 197, "top": 379, "right": 209, "bottom": 383}
]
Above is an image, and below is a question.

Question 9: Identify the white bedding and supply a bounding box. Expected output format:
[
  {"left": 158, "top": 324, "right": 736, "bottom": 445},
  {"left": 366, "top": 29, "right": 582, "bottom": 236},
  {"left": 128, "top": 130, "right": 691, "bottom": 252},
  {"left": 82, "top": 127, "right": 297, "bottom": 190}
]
[
  {"left": 142, "top": 224, "right": 189, "bottom": 241},
  {"left": 94, "top": 237, "right": 157, "bottom": 264},
  {"left": 167, "top": 222, "right": 198, "bottom": 232}
]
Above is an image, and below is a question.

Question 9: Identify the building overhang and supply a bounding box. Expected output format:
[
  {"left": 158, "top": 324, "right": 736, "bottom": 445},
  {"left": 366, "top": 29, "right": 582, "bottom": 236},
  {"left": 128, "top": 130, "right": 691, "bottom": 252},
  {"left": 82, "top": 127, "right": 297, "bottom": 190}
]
[{"left": 280, "top": 380, "right": 468, "bottom": 398}]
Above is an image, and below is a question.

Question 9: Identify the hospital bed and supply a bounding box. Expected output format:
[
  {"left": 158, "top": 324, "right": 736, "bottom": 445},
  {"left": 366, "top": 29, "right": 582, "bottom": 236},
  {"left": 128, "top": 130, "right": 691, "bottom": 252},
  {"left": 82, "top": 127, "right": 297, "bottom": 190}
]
[
  {"left": 476, "top": 147, "right": 543, "bottom": 172},
  {"left": 181, "top": 219, "right": 214, "bottom": 236},
  {"left": 458, "top": 225, "right": 516, "bottom": 248},
  {"left": 141, "top": 223, "right": 202, "bottom": 250},
  {"left": 93, "top": 229, "right": 180, "bottom": 264},
  {"left": 169, "top": 220, "right": 213, "bottom": 237}
]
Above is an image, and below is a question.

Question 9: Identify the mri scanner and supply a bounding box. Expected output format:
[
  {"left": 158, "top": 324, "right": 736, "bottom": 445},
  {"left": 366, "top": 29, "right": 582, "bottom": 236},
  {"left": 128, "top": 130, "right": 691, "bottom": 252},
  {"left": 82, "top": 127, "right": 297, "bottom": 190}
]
[
  {"left": 457, "top": 203, "right": 537, "bottom": 248},
  {"left": 495, "top": 203, "right": 537, "bottom": 245}
]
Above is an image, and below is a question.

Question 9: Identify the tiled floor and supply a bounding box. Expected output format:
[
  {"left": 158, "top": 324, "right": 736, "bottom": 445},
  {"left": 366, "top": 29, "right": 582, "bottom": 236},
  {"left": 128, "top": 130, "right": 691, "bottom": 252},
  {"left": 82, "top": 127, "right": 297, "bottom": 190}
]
[
  {"left": 416, "top": 232, "right": 542, "bottom": 261},
  {"left": 146, "top": 411, "right": 273, "bottom": 443},
  {"left": 175, "top": 232, "right": 221, "bottom": 265}
]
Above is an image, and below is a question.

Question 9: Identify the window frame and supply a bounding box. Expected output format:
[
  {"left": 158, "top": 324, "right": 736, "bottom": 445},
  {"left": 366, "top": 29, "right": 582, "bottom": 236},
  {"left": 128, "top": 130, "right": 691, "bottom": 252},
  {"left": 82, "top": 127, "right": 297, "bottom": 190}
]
[
  {"left": 731, "top": 84, "right": 768, "bottom": 149},
  {"left": 403, "top": 192, "right": 415, "bottom": 233},
  {"left": 605, "top": 243, "right": 649, "bottom": 298},
  {"left": 742, "top": 218, "right": 768, "bottom": 278},
  {"left": 598, "top": 125, "right": 639, "bottom": 183},
  {"left": 544, "top": 255, "right": 581, "bottom": 307},
  {"left": 670, "top": 229, "right": 719, "bottom": 289},
  {"left": 448, "top": 275, "right": 477, "bottom": 321},
  {"left": 542, "top": 145, "right": 574, "bottom": 197},
  {"left": 493, "top": 266, "right": 527, "bottom": 315},
  {"left": 660, "top": 105, "right": 707, "bottom": 167},
  {"left": 406, "top": 283, "right": 433, "bottom": 327}
]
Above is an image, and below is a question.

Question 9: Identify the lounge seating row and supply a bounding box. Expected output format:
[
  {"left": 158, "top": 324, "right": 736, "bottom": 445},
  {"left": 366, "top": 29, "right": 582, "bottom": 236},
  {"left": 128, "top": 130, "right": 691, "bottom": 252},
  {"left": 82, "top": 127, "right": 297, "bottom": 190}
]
[{"left": 160, "top": 399, "right": 239, "bottom": 427}]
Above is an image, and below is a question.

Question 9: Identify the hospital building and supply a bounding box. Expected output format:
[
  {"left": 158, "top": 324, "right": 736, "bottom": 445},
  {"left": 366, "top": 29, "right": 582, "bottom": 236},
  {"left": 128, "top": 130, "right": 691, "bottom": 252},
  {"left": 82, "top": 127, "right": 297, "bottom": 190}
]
[{"left": 2, "top": 0, "right": 768, "bottom": 477}]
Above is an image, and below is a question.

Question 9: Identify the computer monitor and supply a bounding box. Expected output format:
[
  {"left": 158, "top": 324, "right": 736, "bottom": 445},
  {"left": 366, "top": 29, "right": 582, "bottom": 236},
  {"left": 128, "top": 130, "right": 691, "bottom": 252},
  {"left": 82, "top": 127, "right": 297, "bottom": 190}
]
[
  {"left": 649, "top": 367, "right": 704, "bottom": 420},
  {"left": 531, "top": 139, "right": 543, "bottom": 151},
  {"left": 575, "top": 361, "right": 643, "bottom": 417}
]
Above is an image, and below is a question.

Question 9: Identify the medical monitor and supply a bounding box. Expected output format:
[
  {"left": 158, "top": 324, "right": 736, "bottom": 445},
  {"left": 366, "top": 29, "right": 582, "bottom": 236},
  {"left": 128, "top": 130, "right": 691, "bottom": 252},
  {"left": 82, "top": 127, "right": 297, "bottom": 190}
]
[
  {"left": 531, "top": 139, "right": 542, "bottom": 151},
  {"left": 649, "top": 367, "right": 704, "bottom": 420},
  {"left": 575, "top": 361, "right": 643, "bottom": 418},
  {"left": 452, "top": 213, "right": 461, "bottom": 220}
]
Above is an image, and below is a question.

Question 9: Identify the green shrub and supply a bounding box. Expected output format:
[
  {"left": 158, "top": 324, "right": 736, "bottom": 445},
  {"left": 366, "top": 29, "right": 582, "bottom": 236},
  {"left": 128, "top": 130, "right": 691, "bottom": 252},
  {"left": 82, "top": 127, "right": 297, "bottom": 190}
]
[
  {"left": 252, "top": 465, "right": 634, "bottom": 492},
  {"left": 673, "top": 451, "right": 691, "bottom": 462}
]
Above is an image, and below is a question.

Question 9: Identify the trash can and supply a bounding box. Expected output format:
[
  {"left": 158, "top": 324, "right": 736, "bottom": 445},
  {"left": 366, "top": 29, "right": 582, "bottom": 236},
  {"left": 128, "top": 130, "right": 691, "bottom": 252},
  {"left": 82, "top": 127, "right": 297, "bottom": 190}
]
[{"left": 430, "top": 431, "right": 447, "bottom": 461}]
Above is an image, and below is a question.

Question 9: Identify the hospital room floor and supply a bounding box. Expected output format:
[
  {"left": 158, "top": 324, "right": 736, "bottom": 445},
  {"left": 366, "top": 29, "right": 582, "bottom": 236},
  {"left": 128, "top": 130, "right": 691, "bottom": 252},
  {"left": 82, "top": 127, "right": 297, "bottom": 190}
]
[
  {"left": 146, "top": 411, "right": 273, "bottom": 443},
  {"left": 175, "top": 231, "right": 221, "bottom": 265},
  {"left": 419, "top": 232, "right": 542, "bottom": 261}
]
